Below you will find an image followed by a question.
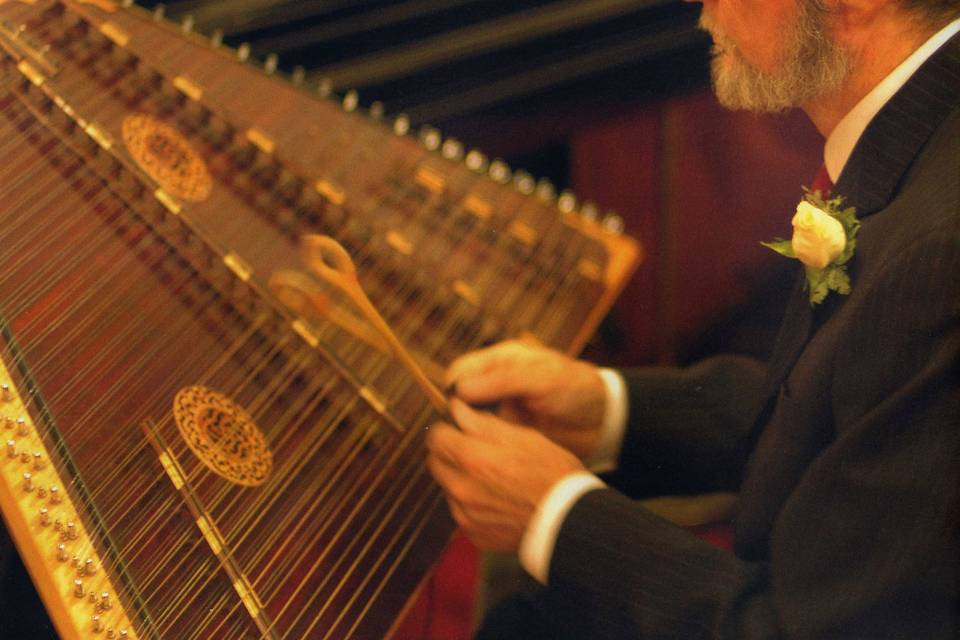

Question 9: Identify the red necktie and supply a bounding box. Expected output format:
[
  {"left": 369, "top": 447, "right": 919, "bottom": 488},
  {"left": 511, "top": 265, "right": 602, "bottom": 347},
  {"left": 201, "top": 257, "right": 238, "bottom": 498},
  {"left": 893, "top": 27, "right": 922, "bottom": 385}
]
[{"left": 810, "top": 164, "right": 834, "bottom": 197}]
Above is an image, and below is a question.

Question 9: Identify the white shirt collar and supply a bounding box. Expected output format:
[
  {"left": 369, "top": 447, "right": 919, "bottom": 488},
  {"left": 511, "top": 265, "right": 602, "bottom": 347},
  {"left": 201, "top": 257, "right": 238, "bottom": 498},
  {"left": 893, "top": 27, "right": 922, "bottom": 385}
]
[{"left": 824, "top": 17, "right": 960, "bottom": 182}]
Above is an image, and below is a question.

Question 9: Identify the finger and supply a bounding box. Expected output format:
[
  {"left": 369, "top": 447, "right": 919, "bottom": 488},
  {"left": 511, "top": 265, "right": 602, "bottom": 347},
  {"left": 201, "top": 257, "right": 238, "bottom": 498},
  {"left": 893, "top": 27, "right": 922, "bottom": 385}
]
[
  {"left": 426, "top": 422, "right": 474, "bottom": 468},
  {"left": 426, "top": 448, "right": 462, "bottom": 489},
  {"left": 450, "top": 398, "right": 524, "bottom": 443},
  {"left": 449, "top": 398, "right": 498, "bottom": 438},
  {"left": 444, "top": 341, "right": 530, "bottom": 393}
]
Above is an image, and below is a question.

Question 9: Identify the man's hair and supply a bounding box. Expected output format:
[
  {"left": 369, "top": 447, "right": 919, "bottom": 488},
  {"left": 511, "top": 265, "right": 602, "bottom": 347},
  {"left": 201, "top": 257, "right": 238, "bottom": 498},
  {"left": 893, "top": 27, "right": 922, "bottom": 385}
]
[{"left": 900, "top": 0, "right": 960, "bottom": 26}]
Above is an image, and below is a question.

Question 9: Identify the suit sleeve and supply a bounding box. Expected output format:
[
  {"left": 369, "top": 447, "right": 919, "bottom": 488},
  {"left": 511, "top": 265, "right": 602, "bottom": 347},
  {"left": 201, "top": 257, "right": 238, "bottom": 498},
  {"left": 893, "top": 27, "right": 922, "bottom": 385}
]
[
  {"left": 603, "top": 356, "right": 766, "bottom": 498},
  {"left": 545, "top": 233, "right": 960, "bottom": 639}
]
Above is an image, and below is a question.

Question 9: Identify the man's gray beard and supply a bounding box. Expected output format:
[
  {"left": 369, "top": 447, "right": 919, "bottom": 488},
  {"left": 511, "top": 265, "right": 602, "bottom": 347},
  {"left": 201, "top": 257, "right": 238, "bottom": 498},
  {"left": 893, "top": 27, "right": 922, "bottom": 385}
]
[{"left": 701, "top": 2, "right": 851, "bottom": 113}]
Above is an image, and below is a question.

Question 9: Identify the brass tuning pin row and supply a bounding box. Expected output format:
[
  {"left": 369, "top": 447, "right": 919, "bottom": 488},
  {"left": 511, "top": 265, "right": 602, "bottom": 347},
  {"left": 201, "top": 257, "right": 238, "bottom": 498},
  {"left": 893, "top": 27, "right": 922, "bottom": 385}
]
[
  {"left": 0, "top": 367, "right": 137, "bottom": 638},
  {"left": 166, "top": 5, "right": 627, "bottom": 236}
]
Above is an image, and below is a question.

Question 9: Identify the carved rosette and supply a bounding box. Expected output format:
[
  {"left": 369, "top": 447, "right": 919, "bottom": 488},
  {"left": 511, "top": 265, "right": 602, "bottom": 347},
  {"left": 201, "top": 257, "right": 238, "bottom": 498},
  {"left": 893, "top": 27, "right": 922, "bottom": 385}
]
[
  {"left": 122, "top": 113, "right": 213, "bottom": 202},
  {"left": 173, "top": 386, "right": 272, "bottom": 487}
]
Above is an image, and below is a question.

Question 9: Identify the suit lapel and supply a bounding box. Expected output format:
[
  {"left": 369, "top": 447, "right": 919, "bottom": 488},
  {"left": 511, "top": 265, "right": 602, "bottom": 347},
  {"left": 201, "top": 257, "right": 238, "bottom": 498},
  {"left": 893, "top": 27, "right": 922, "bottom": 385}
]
[
  {"left": 834, "top": 31, "right": 960, "bottom": 216},
  {"left": 762, "top": 271, "right": 811, "bottom": 398},
  {"left": 749, "top": 31, "right": 960, "bottom": 438},
  {"left": 747, "top": 271, "right": 811, "bottom": 443}
]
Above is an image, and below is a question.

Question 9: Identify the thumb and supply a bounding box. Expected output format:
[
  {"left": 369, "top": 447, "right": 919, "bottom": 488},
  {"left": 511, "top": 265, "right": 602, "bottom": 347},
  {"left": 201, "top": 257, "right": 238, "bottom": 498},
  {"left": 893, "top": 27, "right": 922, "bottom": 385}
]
[{"left": 450, "top": 397, "right": 513, "bottom": 440}]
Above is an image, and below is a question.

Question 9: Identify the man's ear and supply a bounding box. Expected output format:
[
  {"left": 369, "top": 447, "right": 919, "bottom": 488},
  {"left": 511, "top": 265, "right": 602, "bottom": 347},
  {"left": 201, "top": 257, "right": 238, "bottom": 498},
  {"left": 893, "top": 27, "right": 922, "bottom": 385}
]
[
  {"left": 831, "top": 0, "right": 904, "bottom": 27},
  {"left": 828, "top": 0, "right": 906, "bottom": 45}
]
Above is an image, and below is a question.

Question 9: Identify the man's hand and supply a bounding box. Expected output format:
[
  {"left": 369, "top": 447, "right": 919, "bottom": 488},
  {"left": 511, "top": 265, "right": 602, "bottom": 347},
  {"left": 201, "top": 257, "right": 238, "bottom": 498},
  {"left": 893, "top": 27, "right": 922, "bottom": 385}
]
[
  {"left": 427, "top": 399, "right": 586, "bottom": 552},
  {"left": 445, "top": 340, "right": 607, "bottom": 460}
]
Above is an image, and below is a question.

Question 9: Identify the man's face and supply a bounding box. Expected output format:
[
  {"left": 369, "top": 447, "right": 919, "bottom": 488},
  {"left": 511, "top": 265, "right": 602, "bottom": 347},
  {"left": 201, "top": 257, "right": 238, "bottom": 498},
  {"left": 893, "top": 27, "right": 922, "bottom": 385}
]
[{"left": 696, "top": 0, "right": 851, "bottom": 112}]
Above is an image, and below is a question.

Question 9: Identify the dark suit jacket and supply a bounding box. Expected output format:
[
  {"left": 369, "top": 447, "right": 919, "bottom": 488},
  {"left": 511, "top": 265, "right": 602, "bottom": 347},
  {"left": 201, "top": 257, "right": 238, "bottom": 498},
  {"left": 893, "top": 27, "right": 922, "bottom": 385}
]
[{"left": 540, "top": 32, "right": 960, "bottom": 639}]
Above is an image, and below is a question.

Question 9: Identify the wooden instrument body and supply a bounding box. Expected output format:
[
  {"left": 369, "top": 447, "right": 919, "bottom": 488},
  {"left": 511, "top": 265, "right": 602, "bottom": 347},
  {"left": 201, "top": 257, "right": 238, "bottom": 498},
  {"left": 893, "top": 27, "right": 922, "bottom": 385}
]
[{"left": 0, "top": 1, "right": 640, "bottom": 637}]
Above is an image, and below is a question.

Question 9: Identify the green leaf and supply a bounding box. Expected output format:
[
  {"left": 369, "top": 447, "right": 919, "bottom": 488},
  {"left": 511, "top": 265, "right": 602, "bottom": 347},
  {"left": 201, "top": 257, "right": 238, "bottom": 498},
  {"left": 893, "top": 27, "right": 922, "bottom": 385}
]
[
  {"left": 805, "top": 267, "right": 830, "bottom": 305},
  {"left": 825, "top": 267, "right": 851, "bottom": 295},
  {"left": 761, "top": 239, "right": 796, "bottom": 259}
]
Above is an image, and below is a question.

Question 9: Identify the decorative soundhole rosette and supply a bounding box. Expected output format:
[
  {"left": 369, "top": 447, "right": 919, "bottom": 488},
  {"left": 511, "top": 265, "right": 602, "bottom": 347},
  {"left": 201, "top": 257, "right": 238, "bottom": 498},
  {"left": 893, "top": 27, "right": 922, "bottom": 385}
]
[
  {"left": 173, "top": 386, "right": 272, "bottom": 487},
  {"left": 122, "top": 113, "right": 213, "bottom": 202}
]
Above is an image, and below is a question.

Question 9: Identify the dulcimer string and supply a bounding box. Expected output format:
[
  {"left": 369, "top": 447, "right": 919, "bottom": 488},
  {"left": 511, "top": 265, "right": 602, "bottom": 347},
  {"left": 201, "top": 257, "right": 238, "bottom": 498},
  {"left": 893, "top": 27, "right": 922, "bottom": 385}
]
[{"left": 0, "top": 82, "right": 446, "bottom": 636}]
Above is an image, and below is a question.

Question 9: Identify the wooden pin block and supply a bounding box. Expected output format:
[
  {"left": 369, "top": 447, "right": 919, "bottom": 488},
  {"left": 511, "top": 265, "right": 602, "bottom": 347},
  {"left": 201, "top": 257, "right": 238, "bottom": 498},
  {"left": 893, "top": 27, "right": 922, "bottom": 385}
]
[
  {"left": 386, "top": 231, "right": 414, "bottom": 256},
  {"left": 315, "top": 180, "right": 345, "bottom": 206},
  {"left": 577, "top": 258, "right": 603, "bottom": 282},
  {"left": 196, "top": 516, "right": 222, "bottom": 555},
  {"left": 507, "top": 220, "right": 537, "bottom": 246},
  {"left": 223, "top": 253, "right": 253, "bottom": 282},
  {"left": 291, "top": 319, "right": 319, "bottom": 348},
  {"left": 173, "top": 76, "right": 203, "bottom": 101},
  {"left": 154, "top": 189, "right": 181, "bottom": 215},
  {"left": 463, "top": 195, "right": 492, "bottom": 219},
  {"left": 246, "top": 128, "right": 275, "bottom": 154},
  {"left": 85, "top": 123, "right": 113, "bottom": 150},
  {"left": 415, "top": 166, "right": 446, "bottom": 193},
  {"left": 359, "top": 387, "right": 386, "bottom": 415},
  {"left": 453, "top": 280, "right": 479, "bottom": 306},
  {"left": 157, "top": 452, "right": 184, "bottom": 490},
  {"left": 16, "top": 60, "right": 44, "bottom": 86},
  {"left": 99, "top": 22, "right": 130, "bottom": 47},
  {"left": 233, "top": 580, "right": 261, "bottom": 618},
  {"left": 80, "top": 0, "right": 120, "bottom": 12}
]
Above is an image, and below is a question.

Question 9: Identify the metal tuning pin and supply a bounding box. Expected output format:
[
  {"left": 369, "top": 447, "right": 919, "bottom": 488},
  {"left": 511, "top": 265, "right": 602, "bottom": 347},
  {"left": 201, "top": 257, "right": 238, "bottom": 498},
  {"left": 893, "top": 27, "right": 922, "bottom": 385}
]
[
  {"left": 392, "top": 114, "right": 410, "bottom": 136},
  {"left": 292, "top": 65, "right": 306, "bottom": 86},
  {"left": 152, "top": 4, "right": 165, "bottom": 21},
  {"left": 100, "top": 592, "right": 112, "bottom": 610},
  {"left": 23, "top": 473, "right": 33, "bottom": 492},
  {"left": 489, "top": 159, "right": 512, "bottom": 185},
  {"left": 57, "top": 543, "right": 67, "bottom": 562},
  {"left": 92, "top": 615, "right": 103, "bottom": 633},
  {"left": 237, "top": 42, "right": 251, "bottom": 62},
  {"left": 181, "top": 14, "right": 194, "bottom": 34},
  {"left": 465, "top": 149, "right": 488, "bottom": 173},
  {"left": 317, "top": 77, "right": 333, "bottom": 98},
  {"left": 265, "top": 53, "right": 279, "bottom": 75},
  {"left": 106, "top": 628, "right": 115, "bottom": 639},
  {"left": 419, "top": 126, "right": 441, "bottom": 151},
  {"left": 3, "top": 416, "right": 12, "bottom": 429},
  {"left": 536, "top": 178, "right": 556, "bottom": 202},
  {"left": 342, "top": 90, "right": 359, "bottom": 112},
  {"left": 6, "top": 440, "right": 14, "bottom": 459},
  {"left": 369, "top": 101, "right": 385, "bottom": 121},
  {"left": 32, "top": 451, "right": 43, "bottom": 470},
  {"left": 513, "top": 170, "right": 535, "bottom": 195},
  {"left": 602, "top": 212, "right": 625, "bottom": 234},
  {"left": 39, "top": 507, "right": 49, "bottom": 526},
  {"left": 1, "top": 383, "right": 11, "bottom": 402},
  {"left": 66, "top": 521, "right": 78, "bottom": 540},
  {"left": 441, "top": 138, "right": 464, "bottom": 161},
  {"left": 74, "top": 579, "right": 84, "bottom": 598},
  {"left": 119, "top": 631, "right": 128, "bottom": 639},
  {"left": 580, "top": 201, "right": 599, "bottom": 221},
  {"left": 16, "top": 417, "right": 27, "bottom": 436},
  {"left": 558, "top": 190, "right": 577, "bottom": 214},
  {"left": 210, "top": 28, "right": 224, "bottom": 48},
  {"left": 50, "top": 486, "right": 61, "bottom": 504},
  {"left": 84, "top": 558, "right": 96, "bottom": 575}
]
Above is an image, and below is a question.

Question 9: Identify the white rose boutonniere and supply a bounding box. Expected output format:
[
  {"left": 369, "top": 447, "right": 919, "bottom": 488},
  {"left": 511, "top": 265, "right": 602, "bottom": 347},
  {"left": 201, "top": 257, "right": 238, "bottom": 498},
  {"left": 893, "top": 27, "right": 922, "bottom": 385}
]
[{"left": 763, "top": 191, "right": 860, "bottom": 306}]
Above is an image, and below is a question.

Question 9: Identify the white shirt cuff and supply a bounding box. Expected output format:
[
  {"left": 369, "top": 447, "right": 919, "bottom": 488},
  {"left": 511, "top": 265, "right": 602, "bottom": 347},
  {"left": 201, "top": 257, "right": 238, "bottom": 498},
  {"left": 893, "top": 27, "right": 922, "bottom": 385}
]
[
  {"left": 519, "top": 471, "right": 606, "bottom": 584},
  {"left": 585, "top": 368, "right": 628, "bottom": 473}
]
